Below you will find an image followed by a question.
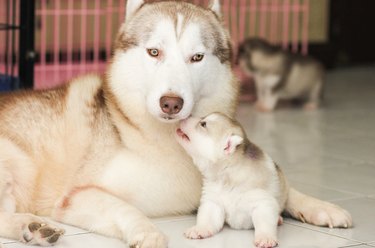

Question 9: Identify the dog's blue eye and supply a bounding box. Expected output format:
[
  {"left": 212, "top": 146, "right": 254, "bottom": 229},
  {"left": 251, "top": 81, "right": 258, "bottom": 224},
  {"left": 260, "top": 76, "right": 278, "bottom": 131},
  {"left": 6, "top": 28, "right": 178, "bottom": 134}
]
[
  {"left": 147, "top": 49, "right": 159, "bottom": 57},
  {"left": 191, "top": 53, "right": 204, "bottom": 63}
]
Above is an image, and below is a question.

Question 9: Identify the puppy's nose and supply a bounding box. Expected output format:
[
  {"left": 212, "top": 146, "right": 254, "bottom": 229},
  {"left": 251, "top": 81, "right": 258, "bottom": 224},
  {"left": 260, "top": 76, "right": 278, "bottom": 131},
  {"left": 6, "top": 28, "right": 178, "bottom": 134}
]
[{"left": 160, "top": 95, "right": 184, "bottom": 115}]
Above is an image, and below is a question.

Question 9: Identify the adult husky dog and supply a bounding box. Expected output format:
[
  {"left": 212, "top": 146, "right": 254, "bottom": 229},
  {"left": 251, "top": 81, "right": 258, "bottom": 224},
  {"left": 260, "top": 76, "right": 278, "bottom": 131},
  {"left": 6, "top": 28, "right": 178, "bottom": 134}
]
[{"left": 0, "top": 0, "right": 351, "bottom": 247}]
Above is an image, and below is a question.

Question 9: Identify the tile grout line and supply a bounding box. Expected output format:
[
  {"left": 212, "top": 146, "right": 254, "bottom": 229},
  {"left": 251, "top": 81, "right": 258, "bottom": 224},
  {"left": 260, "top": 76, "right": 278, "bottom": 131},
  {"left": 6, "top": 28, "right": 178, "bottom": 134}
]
[
  {"left": 283, "top": 221, "right": 365, "bottom": 245},
  {"left": 338, "top": 243, "right": 367, "bottom": 248}
]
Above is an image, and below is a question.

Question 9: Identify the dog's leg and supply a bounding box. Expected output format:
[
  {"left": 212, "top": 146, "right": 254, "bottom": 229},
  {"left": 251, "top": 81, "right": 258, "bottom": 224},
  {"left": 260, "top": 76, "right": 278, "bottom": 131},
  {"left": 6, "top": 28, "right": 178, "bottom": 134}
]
[
  {"left": 0, "top": 138, "right": 64, "bottom": 246},
  {"left": 184, "top": 200, "right": 225, "bottom": 239},
  {"left": 52, "top": 185, "right": 168, "bottom": 248},
  {"left": 304, "top": 80, "right": 323, "bottom": 110},
  {"left": 252, "top": 200, "right": 279, "bottom": 248},
  {"left": 254, "top": 74, "right": 280, "bottom": 112},
  {"left": 0, "top": 212, "right": 65, "bottom": 246},
  {"left": 285, "top": 187, "right": 352, "bottom": 228}
]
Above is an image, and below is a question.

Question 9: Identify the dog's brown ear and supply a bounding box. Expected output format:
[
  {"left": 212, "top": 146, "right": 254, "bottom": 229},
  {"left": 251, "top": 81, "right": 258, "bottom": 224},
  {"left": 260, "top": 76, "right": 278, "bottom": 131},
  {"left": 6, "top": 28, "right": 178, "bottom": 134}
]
[
  {"left": 223, "top": 134, "right": 243, "bottom": 155},
  {"left": 209, "top": 0, "right": 221, "bottom": 18},
  {"left": 126, "top": 0, "right": 144, "bottom": 21}
]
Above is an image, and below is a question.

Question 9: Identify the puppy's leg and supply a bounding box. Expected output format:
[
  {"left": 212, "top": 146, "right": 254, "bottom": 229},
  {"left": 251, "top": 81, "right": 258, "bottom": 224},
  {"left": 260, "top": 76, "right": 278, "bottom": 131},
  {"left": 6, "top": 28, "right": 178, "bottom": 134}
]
[
  {"left": 184, "top": 200, "right": 225, "bottom": 239},
  {"left": 252, "top": 200, "right": 279, "bottom": 248},
  {"left": 254, "top": 75, "right": 280, "bottom": 112},
  {"left": 257, "top": 92, "right": 278, "bottom": 112},
  {"left": 304, "top": 80, "right": 323, "bottom": 110},
  {"left": 52, "top": 185, "right": 167, "bottom": 248}
]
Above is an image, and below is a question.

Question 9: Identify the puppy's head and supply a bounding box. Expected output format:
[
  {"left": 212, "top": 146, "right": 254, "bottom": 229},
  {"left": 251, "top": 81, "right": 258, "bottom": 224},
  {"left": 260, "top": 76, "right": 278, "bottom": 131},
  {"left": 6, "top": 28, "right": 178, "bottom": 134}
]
[
  {"left": 175, "top": 112, "right": 245, "bottom": 165},
  {"left": 237, "top": 38, "right": 277, "bottom": 72}
]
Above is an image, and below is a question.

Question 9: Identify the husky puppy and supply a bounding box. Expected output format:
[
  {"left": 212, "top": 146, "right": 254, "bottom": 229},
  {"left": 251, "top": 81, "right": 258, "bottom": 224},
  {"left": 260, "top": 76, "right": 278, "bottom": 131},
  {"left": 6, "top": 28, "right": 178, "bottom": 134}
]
[
  {"left": 238, "top": 38, "right": 324, "bottom": 111},
  {"left": 0, "top": 0, "right": 351, "bottom": 247},
  {"left": 176, "top": 113, "right": 352, "bottom": 247}
]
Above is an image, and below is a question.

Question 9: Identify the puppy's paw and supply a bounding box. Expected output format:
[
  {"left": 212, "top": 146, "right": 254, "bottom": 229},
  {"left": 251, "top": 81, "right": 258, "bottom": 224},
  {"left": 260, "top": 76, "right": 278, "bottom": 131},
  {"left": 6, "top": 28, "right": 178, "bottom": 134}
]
[
  {"left": 303, "top": 102, "right": 318, "bottom": 111},
  {"left": 255, "top": 101, "right": 273, "bottom": 112},
  {"left": 184, "top": 225, "right": 215, "bottom": 239},
  {"left": 302, "top": 203, "right": 352, "bottom": 228},
  {"left": 129, "top": 231, "right": 168, "bottom": 248},
  {"left": 21, "top": 222, "right": 65, "bottom": 246},
  {"left": 254, "top": 234, "right": 278, "bottom": 248}
]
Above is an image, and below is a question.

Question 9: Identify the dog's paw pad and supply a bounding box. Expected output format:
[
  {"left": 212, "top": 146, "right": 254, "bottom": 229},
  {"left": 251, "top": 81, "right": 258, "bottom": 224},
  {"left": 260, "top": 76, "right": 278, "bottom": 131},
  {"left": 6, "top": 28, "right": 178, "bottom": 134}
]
[
  {"left": 254, "top": 235, "right": 278, "bottom": 248},
  {"left": 22, "top": 222, "right": 65, "bottom": 246},
  {"left": 129, "top": 231, "right": 168, "bottom": 248},
  {"left": 184, "top": 226, "right": 214, "bottom": 239}
]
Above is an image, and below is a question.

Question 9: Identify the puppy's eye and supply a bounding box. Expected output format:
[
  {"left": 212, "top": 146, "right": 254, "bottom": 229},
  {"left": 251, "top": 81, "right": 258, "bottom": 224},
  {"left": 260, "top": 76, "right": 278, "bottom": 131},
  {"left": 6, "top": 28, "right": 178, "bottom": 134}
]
[
  {"left": 147, "top": 48, "right": 159, "bottom": 57},
  {"left": 191, "top": 53, "right": 204, "bottom": 63},
  {"left": 200, "top": 121, "right": 207, "bottom": 128}
]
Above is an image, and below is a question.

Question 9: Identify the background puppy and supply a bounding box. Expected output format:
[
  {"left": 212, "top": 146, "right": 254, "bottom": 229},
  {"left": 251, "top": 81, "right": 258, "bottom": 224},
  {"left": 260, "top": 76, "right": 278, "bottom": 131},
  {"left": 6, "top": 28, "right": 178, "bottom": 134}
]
[
  {"left": 237, "top": 38, "right": 324, "bottom": 111},
  {"left": 176, "top": 112, "right": 289, "bottom": 248}
]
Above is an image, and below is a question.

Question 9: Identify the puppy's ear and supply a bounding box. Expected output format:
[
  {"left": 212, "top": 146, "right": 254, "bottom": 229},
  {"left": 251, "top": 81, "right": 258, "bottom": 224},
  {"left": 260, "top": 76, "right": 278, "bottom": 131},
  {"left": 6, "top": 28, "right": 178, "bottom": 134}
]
[
  {"left": 223, "top": 134, "right": 243, "bottom": 155},
  {"left": 126, "top": 0, "right": 144, "bottom": 21},
  {"left": 209, "top": 0, "right": 221, "bottom": 18}
]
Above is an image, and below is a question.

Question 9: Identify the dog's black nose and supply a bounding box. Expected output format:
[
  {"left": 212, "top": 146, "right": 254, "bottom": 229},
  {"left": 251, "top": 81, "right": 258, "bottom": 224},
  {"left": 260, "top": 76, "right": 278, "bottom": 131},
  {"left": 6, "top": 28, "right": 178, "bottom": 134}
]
[{"left": 160, "top": 95, "right": 184, "bottom": 115}]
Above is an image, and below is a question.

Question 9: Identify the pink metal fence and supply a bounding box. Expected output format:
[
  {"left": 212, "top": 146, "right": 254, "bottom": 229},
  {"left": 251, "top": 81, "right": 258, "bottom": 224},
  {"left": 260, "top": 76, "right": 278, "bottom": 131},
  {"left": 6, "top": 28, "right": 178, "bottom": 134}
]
[
  {"left": 34, "top": 0, "right": 123, "bottom": 88},
  {"left": 1, "top": 0, "right": 310, "bottom": 89},
  {"left": 0, "top": 0, "right": 20, "bottom": 77}
]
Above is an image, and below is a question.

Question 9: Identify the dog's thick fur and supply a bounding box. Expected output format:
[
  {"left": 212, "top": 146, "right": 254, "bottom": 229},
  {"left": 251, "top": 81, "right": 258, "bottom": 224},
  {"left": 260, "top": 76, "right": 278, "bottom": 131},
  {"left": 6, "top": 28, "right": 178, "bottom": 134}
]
[{"left": 0, "top": 1, "right": 351, "bottom": 247}]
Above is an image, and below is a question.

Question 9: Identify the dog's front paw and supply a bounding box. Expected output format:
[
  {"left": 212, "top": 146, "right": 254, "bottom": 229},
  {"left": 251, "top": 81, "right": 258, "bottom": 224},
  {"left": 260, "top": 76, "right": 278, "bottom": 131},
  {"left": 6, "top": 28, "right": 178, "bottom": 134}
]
[
  {"left": 129, "top": 231, "right": 168, "bottom": 248},
  {"left": 184, "top": 225, "right": 215, "bottom": 239},
  {"left": 21, "top": 222, "right": 65, "bottom": 246},
  {"left": 254, "top": 234, "right": 278, "bottom": 248}
]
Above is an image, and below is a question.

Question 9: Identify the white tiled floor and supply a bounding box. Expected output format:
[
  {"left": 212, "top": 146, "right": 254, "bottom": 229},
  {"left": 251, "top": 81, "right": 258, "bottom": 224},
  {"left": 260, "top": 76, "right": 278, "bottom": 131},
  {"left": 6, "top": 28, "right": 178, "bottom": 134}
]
[{"left": 1, "top": 65, "right": 375, "bottom": 247}]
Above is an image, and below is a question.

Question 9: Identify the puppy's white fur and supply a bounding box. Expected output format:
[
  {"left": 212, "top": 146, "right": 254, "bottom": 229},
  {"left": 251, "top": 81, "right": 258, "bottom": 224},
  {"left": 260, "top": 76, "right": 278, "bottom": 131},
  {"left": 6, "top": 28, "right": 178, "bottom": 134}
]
[{"left": 176, "top": 113, "right": 350, "bottom": 247}]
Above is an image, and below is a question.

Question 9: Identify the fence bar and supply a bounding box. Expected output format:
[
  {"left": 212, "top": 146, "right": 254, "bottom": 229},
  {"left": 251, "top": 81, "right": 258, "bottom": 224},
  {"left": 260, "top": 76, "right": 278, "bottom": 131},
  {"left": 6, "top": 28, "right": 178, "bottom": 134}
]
[
  {"left": 53, "top": 0, "right": 60, "bottom": 82},
  {"left": 93, "top": 0, "right": 100, "bottom": 71},
  {"left": 80, "top": 0, "right": 87, "bottom": 73},
  {"left": 249, "top": 0, "right": 256, "bottom": 37},
  {"left": 230, "top": 0, "right": 238, "bottom": 45},
  {"left": 4, "top": 0, "right": 10, "bottom": 77},
  {"left": 301, "top": 0, "right": 309, "bottom": 54},
  {"left": 291, "top": 0, "right": 299, "bottom": 52},
  {"left": 282, "top": 0, "right": 290, "bottom": 49},
  {"left": 238, "top": 0, "right": 246, "bottom": 42},
  {"left": 19, "top": 0, "right": 35, "bottom": 88},
  {"left": 270, "top": 0, "right": 278, "bottom": 42},
  {"left": 106, "top": 0, "right": 113, "bottom": 60},
  {"left": 67, "top": 0, "right": 73, "bottom": 78}
]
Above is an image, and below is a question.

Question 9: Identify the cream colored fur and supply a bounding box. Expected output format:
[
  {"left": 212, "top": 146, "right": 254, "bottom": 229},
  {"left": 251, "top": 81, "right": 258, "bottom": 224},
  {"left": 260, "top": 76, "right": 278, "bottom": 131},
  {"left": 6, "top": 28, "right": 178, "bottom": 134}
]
[
  {"left": 176, "top": 113, "right": 352, "bottom": 247},
  {"left": 176, "top": 113, "right": 287, "bottom": 247},
  {"left": 0, "top": 1, "right": 350, "bottom": 248}
]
